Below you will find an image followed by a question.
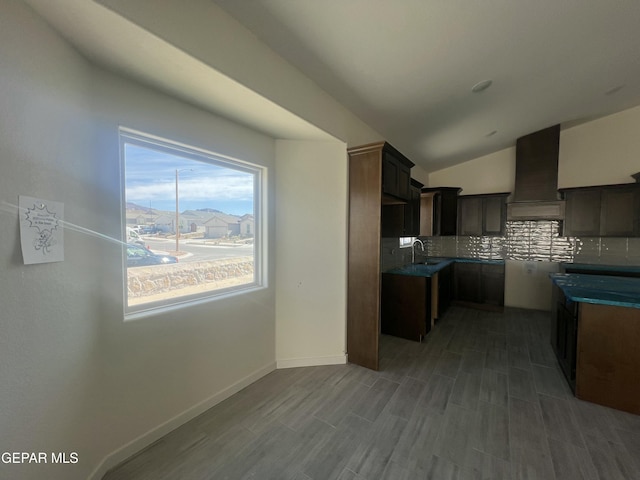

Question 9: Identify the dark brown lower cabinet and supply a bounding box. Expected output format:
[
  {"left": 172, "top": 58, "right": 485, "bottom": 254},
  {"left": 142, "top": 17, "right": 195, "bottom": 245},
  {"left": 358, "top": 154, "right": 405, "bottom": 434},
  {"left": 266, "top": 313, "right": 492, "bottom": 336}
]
[
  {"left": 454, "top": 262, "right": 482, "bottom": 304},
  {"left": 481, "top": 264, "right": 506, "bottom": 306},
  {"left": 551, "top": 283, "right": 640, "bottom": 415},
  {"left": 551, "top": 285, "right": 578, "bottom": 391},
  {"left": 576, "top": 303, "right": 640, "bottom": 415},
  {"left": 381, "top": 273, "right": 431, "bottom": 342},
  {"left": 437, "top": 263, "right": 453, "bottom": 319},
  {"left": 453, "top": 262, "right": 505, "bottom": 309},
  {"left": 382, "top": 261, "right": 504, "bottom": 343}
]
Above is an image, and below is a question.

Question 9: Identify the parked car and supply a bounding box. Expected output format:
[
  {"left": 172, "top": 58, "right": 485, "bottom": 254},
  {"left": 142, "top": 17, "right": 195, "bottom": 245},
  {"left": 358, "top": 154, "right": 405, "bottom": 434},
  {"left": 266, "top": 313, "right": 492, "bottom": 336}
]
[
  {"left": 126, "top": 227, "right": 145, "bottom": 246},
  {"left": 140, "top": 226, "right": 158, "bottom": 234},
  {"left": 126, "top": 244, "right": 178, "bottom": 267}
]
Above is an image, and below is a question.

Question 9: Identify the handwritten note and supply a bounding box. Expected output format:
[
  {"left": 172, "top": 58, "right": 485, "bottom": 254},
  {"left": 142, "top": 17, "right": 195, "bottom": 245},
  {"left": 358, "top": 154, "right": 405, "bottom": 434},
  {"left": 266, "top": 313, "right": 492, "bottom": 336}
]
[{"left": 19, "top": 196, "right": 64, "bottom": 264}]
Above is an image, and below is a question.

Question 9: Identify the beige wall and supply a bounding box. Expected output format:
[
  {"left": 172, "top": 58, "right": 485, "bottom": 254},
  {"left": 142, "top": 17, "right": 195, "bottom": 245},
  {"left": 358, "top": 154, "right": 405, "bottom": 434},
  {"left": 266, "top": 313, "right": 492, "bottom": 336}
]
[
  {"left": 275, "top": 140, "right": 348, "bottom": 367},
  {"left": 559, "top": 105, "right": 640, "bottom": 188},
  {"left": 427, "top": 105, "right": 640, "bottom": 311},
  {"left": 90, "top": 69, "right": 279, "bottom": 479},
  {"left": 0, "top": 1, "right": 385, "bottom": 479},
  {"left": 0, "top": 3, "right": 100, "bottom": 480},
  {"left": 428, "top": 147, "right": 516, "bottom": 194},
  {"left": 1, "top": 2, "right": 278, "bottom": 479},
  {"left": 430, "top": 105, "right": 640, "bottom": 194}
]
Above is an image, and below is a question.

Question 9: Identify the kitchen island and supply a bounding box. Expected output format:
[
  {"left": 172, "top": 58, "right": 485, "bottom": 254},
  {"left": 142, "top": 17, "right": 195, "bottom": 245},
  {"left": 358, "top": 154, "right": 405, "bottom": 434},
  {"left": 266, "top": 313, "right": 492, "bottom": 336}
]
[{"left": 550, "top": 273, "right": 640, "bottom": 414}]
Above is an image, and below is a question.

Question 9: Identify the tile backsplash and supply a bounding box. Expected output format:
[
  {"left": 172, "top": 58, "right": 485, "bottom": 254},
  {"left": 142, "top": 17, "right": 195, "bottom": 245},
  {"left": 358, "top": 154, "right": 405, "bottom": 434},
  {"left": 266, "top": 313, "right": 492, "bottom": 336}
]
[
  {"left": 382, "top": 220, "right": 640, "bottom": 270},
  {"left": 380, "top": 237, "right": 413, "bottom": 271}
]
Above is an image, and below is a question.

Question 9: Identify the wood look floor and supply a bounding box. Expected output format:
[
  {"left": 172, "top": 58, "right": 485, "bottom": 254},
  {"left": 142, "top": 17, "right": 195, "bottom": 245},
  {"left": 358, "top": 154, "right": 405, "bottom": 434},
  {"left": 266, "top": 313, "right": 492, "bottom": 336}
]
[{"left": 103, "top": 307, "right": 640, "bottom": 480}]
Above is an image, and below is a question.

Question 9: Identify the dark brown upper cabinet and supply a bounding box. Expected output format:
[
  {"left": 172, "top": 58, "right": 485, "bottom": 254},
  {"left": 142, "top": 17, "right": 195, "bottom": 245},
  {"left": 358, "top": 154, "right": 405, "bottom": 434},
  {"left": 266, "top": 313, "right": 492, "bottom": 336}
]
[
  {"left": 561, "top": 183, "right": 640, "bottom": 237},
  {"left": 420, "top": 187, "right": 461, "bottom": 236},
  {"left": 457, "top": 193, "right": 509, "bottom": 236},
  {"left": 405, "top": 179, "right": 423, "bottom": 236},
  {"left": 382, "top": 144, "right": 414, "bottom": 203},
  {"left": 381, "top": 178, "right": 423, "bottom": 237}
]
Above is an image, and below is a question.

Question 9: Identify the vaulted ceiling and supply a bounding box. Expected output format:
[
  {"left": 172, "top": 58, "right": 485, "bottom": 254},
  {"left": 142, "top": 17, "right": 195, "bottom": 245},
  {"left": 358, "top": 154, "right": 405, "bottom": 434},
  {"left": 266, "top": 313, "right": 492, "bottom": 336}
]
[
  {"left": 25, "top": 0, "right": 640, "bottom": 172},
  {"left": 213, "top": 0, "right": 640, "bottom": 170}
]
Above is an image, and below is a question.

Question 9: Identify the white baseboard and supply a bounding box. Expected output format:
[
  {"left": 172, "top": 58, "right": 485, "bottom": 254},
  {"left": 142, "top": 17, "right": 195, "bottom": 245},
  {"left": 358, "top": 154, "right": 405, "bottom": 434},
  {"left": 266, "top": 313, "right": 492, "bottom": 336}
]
[
  {"left": 88, "top": 361, "right": 276, "bottom": 480},
  {"left": 276, "top": 354, "right": 347, "bottom": 369}
]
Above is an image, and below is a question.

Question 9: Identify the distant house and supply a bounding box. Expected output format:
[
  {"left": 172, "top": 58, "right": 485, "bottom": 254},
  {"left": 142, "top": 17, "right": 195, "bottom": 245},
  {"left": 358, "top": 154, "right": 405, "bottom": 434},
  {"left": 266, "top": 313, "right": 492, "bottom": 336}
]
[
  {"left": 180, "top": 210, "right": 216, "bottom": 234},
  {"left": 239, "top": 214, "right": 254, "bottom": 237},
  {"left": 204, "top": 213, "right": 243, "bottom": 238},
  {"left": 126, "top": 214, "right": 148, "bottom": 227},
  {"left": 153, "top": 214, "right": 175, "bottom": 233},
  {"left": 151, "top": 210, "right": 251, "bottom": 237}
]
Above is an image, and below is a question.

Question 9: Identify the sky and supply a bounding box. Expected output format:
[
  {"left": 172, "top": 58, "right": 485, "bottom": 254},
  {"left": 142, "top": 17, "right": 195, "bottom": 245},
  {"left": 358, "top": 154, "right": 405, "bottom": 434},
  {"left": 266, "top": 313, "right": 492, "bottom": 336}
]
[{"left": 125, "top": 143, "right": 254, "bottom": 216}]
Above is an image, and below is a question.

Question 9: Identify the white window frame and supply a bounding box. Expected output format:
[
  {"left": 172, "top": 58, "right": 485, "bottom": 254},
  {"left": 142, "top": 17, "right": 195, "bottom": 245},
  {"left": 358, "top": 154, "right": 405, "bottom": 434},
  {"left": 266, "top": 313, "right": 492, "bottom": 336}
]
[{"left": 119, "top": 128, "right": 266, "bottom": 320}]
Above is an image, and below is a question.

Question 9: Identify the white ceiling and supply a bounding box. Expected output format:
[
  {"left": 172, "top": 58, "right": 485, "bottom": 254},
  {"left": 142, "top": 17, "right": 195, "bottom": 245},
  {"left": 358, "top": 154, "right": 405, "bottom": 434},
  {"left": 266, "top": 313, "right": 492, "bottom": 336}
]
[
  {"left": 212, "top": 0, "right": 640, "bottom": 170},
  {"left": 25, "top": 0, "right": 640, "bottom": 172}
]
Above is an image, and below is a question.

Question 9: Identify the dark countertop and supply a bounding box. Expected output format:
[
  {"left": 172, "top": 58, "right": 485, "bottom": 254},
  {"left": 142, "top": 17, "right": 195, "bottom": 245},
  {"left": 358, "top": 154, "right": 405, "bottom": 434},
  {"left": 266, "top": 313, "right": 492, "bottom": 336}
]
[
  {"left": 385, "top": 257, "right": 504, "bottom": 278},
  {"left": 549, "top": 273, "right": 640, "bottom": 309},
  {"left": 560, "top": 262, "right": 640, "bottom": 274}
]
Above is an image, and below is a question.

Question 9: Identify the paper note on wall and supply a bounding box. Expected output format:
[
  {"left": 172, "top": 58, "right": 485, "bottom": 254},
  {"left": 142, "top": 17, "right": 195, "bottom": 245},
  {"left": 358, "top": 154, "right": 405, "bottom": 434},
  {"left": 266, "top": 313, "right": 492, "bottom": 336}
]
[{"left": 19, "top": 195, "right": 64, "bottom": 265}]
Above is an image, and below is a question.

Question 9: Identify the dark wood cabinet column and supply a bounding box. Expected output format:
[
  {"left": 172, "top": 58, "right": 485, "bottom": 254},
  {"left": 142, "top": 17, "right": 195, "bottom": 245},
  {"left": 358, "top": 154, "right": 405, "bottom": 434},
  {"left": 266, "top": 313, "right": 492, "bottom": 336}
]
[{"left": 347, "top": 144, "right": 383, "bottom": 370}]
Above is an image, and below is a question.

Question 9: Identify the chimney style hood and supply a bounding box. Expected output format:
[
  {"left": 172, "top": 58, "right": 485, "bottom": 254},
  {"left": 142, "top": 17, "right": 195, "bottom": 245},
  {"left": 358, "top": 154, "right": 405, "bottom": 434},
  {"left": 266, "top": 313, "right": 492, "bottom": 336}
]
[{"left": 507, "top": 124, "right": 565, "bottom": 220}]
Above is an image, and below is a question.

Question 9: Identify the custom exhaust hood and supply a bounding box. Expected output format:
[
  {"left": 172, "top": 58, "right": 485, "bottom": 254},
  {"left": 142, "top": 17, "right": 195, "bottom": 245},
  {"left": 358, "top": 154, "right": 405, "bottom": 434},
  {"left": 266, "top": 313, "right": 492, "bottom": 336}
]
[{"left": 507, "top": 124, "right": 566, "bottom": 220}]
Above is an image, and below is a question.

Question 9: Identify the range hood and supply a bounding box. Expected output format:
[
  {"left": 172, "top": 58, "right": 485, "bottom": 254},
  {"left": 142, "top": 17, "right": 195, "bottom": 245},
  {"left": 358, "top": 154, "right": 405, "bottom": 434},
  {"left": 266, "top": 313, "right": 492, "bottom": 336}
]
[{"left": 507, "top": 124, "right": 565, "bottom": 220}]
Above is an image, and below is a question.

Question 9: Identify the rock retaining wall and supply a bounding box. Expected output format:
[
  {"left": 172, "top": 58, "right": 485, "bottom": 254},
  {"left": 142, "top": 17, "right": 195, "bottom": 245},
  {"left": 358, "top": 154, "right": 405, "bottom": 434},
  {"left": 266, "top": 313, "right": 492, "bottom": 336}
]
[{"left": 127, "top": 256, "right": 254, "bottom": 298}]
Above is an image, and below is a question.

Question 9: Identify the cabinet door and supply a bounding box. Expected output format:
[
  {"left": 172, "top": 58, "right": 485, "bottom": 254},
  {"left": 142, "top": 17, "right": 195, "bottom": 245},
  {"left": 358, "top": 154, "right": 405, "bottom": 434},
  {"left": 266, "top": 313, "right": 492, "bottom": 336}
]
[
  {"left": 439, "top": 190, "right": 459, "bottom": 236},
  {"left": 481, "top": 264, "right": 505, "bottom": 306},
  {"left": 381, "top": 204, "right": 404, "bottom": 237},
  {"left": 550, "top": 285, "right": 562, "bottom": 352},
  {"left": 483, "top": 196, "right": 506, "bottom": 236},
  {"left": 382, "top": 153, "right": 400, "bottom": 198},
  {"left": 397, "top": 164, "right": 411, "bottom": 201},
  {"left": 564, "top": 190, "right": 601, "bottom": 237},
  {"left": 382, "top": 152, "right": 411, "bottom": 201},
  {"left": 458, "top": 197, "right": 482, "bottom": 236},
  {"left": 600, "top": 187, "right": 639, "bottom": 236},
  {"left": 454, "top": 262, "right": 482, "bottom": 303},
  {"left": 403, "top": 183, "right": 421, "bottom": 236},
  {"left": 437, "top": 264, "right": 453, "bottom": 318},
  {"left": 556, "top": 302, "right": 577, "bottom": 390},
  {"left": 381, "top": 273, "right": 429, "bottom": 342}
]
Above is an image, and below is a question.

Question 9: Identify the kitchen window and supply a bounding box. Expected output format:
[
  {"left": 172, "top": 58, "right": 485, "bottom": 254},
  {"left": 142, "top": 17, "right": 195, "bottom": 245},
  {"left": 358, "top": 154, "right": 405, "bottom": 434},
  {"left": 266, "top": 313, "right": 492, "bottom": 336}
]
[
  {"left": 120, "top": 128, "right": 265, "bottom": 318},
  {"left": 399, "top": 237, "right": 415, "bottom": 248}
]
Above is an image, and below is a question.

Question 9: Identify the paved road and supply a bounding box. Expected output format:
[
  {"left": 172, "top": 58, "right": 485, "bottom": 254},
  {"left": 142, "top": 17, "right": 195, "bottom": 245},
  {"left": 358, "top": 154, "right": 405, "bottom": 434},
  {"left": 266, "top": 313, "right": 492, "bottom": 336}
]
[{"left": 144, "top": 237, "right": 254, "bottom": 263}]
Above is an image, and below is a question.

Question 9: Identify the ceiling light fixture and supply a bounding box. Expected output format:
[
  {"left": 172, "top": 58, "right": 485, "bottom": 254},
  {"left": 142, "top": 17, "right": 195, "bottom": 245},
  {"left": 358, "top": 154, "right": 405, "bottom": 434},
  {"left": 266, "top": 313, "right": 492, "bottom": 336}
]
[{"left": 471, "top": 79, "right": 493, "bottom": 93}]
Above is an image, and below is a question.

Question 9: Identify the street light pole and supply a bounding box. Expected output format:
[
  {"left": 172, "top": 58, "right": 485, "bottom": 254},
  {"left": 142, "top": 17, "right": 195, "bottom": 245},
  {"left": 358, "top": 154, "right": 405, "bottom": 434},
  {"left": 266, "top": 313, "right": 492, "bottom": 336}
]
[
  {"left": 175, "top": 168, "right": 193, "bottom": 253},
  {"left": 175, "top": 169, "right": 179, "bottom": 253}
]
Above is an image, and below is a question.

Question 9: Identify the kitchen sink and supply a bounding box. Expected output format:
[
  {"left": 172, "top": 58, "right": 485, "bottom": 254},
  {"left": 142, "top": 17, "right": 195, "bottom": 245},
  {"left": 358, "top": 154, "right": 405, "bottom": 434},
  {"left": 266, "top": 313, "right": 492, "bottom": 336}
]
[{"left": 420, "top": 258, "right": 445, "bottom": 265}]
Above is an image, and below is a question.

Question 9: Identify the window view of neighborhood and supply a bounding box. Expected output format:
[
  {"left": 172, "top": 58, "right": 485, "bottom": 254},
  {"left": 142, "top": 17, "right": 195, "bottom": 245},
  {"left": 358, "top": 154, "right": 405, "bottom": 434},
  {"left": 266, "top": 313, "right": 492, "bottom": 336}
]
[{"left": 122, "top": 132, "right": 261, "bottom": 312}]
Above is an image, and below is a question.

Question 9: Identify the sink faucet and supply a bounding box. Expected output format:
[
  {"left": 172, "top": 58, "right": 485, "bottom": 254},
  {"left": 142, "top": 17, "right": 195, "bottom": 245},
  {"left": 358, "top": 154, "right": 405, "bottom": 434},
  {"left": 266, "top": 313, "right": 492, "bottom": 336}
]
[{"left": 412, "top": 238, "right": 425, "bottom": 264}]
